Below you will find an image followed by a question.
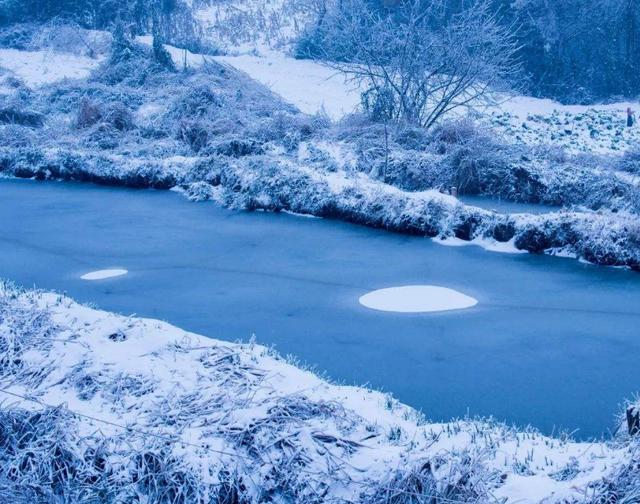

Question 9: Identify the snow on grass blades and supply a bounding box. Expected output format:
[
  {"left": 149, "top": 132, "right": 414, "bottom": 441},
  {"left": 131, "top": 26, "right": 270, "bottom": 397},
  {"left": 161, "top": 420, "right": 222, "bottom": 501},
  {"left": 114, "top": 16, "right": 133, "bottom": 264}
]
[{"left": 0, "top": 280, "right": 637, "bottom": 503}]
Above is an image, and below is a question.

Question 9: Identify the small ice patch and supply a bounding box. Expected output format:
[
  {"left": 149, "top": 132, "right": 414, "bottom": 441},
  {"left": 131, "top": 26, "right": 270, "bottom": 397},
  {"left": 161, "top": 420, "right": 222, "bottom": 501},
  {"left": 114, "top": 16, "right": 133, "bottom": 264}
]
[
  {"left": 81, "top": 269, "right": 128, "bottom": 281},
  {"left": 359, "top": 285, "right": 478, "bottom": 313}
]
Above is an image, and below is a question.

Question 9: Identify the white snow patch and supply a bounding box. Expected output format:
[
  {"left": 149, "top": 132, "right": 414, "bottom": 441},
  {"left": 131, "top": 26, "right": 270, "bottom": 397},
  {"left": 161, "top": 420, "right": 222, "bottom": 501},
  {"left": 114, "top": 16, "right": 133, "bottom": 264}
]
[
  {"left": 0, "top": 49, "right": 101, "bottom": 87},
  {"left": 281, "top": 209, "right": 320, "bottom": 219},
  {"left": 359, "top": 285, "right": 478, "bottom": 313},
  {"left": 214, "top": 51, "right": 361, "bottom": 120},
  {"left": 80, "top": 269, "right": 128, "bottom": 281},
  {"left": 433, "top": 236, "right": 527, "bottom": 255},
  {"left": 135, "top": 102, "right": 165, "bottom": 120}
]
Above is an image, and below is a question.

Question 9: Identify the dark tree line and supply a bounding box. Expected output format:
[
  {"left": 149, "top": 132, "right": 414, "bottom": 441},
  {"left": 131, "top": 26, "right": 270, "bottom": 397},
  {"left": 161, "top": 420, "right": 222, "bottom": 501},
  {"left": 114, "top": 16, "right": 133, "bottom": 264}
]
[
  {"left": 492, "top": 0, "right": 640, "bottom": 102},
  {"left": 0, "top": 0, "right": 162, "bottom": 29},
  {"left": 0, "top": 0, "right": 203, "bottom": 51},
  {"left": 299, "top": 0, "right": 640, "bottom": 103}
]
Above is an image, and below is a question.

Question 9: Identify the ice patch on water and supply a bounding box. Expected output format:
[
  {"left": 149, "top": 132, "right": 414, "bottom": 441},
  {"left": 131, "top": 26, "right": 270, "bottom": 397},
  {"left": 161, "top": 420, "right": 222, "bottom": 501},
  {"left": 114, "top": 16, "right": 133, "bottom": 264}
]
[
  {"left": 81, "top": 269, "right": 128, "bottom": 281},
  {"left": 359, "top": 285, "right": 478, "bottom": 313}
]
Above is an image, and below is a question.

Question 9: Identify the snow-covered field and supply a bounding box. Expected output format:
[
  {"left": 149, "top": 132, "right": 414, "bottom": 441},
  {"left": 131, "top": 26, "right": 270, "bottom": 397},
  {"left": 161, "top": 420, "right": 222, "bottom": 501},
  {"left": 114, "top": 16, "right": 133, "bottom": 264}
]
[
  {"left": 0, "top": 281, "right": 634, "bottom": 502},
  {"left": 488, "top": 97, "right": 640, "bottom": 154}
]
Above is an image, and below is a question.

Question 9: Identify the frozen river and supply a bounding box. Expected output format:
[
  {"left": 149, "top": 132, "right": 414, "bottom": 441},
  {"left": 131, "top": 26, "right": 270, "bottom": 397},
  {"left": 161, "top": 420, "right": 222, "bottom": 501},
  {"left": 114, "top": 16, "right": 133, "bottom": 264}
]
[{"left": 2, "top": 178, "right": 640, "bottom": 439}]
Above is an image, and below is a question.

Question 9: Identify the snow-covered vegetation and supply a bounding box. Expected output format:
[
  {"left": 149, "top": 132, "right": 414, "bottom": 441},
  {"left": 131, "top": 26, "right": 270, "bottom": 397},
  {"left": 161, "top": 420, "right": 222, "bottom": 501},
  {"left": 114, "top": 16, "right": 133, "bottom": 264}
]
[
  {"left": 196, "top": 0, "right": 315, "bottom": 52},
  {"left": 0, "top": 23, "right": 638, "bottom": 269},
  {"left": 1, "top": 280, "right": 639, "bottom": 503}
]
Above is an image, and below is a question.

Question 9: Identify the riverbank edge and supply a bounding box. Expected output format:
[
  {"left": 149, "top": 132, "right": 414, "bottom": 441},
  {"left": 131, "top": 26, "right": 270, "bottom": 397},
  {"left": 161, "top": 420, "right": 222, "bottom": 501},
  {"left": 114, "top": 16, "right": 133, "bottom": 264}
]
[{"left": 2, "top": 148, "right": 639, "bottom": 270}]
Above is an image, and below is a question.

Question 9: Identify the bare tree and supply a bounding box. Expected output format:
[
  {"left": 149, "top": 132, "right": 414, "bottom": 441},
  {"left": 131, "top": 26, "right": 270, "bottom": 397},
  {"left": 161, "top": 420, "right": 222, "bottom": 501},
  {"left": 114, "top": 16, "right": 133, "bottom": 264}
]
[{"left": 319, "top": 0, "right": 521, "bottom": 129}]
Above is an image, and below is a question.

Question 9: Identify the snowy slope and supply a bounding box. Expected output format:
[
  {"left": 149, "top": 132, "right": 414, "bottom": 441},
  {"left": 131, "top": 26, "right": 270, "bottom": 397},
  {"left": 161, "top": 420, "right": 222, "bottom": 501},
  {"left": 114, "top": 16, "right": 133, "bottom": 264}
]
[
  {"left": 0, "top": 282, "right": 633, "bottom": 503},
  {"left": 135, "top": 37, "right": 359, "bottom": 119},
  {"left": 214, "top": 51, "right": 361, "bottom": 119},
  {"left": 0, "top": 48, "right": 101, "bottom": 87}
]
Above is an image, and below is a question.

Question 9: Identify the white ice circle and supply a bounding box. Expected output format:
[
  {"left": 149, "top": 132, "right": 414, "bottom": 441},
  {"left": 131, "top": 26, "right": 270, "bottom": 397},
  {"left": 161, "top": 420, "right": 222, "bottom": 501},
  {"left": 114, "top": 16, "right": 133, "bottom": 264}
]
[
  {"left": 359, "top": 285, "right": 478, "bottom": 313},
  {"left": 81, "top": 269, "right": 128, "bottom": 281}
]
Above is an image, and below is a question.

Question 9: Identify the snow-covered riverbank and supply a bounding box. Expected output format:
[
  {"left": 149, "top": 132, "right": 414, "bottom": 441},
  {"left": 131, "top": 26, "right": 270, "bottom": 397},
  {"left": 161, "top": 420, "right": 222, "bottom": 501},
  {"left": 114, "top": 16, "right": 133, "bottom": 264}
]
[
  {"left": 0, "top": 30, "right": 638, "bottom": 270},
  {"left": 0, "top": 281, "right": 636, "bottom": 503}
]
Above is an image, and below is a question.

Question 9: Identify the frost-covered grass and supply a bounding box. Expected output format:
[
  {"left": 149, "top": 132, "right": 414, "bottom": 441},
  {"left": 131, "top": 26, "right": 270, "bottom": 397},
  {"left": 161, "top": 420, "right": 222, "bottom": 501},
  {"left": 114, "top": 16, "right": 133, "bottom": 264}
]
[{"left": 0, "top": 280, "right": 638, "bottom": 503}]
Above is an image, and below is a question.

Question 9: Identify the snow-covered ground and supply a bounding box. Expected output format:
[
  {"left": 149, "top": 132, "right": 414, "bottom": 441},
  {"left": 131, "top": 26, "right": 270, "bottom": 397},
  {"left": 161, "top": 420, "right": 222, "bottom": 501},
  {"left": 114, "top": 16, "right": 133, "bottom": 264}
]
[
  {"left": 0, "top": 48, "right": 101, "bottom": 87},
  {"left": 215, "top": 51, "right": 360, "bottom": 120},
  {"left": 0, "top": 282, "right": 633, "bottom": 502},
  {"left": 488, "top": 96, "right": 640, "bottom": 154}
]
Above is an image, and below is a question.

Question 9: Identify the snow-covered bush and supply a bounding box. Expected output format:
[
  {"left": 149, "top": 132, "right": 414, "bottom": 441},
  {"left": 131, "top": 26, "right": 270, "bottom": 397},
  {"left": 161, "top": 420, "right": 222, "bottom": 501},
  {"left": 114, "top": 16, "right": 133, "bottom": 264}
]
[
  {"left": 178, "top": 119, "right": 209, "bottom": 152},
  {"left": 28, "top": 20, "right": 112, "bottom": 57},
  {"left": 333, "top": 115, "right": 633, "bottom": 211},
  {"left": 0, "top": 21, "right": 38, "bottom": 49},
  {"left": 74, "top": 97, "right": 102, "bottom": 128},
  {"left": 0, "top": 124, "right": 35, "bottom": 147},
  {"left": 103, "top": 102, "right": 135, "bottom": 131},
  {"left": 618, "top": 146, "right": 640, "bottom": 175},
  {"left": 0, "top": 106, "right": 43, "bottom": 127},
  {"left": 96, "top": 30, "right": 173, "bottom": 87},
  {"left": 628, "top": 187, "right": 640, "bottom": 216},
  {"left": 75, "top": 99, "right": 135, "bottom": 132},
  {"left": 168, "top": 83, "right": 223, "bottom": 120}
]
